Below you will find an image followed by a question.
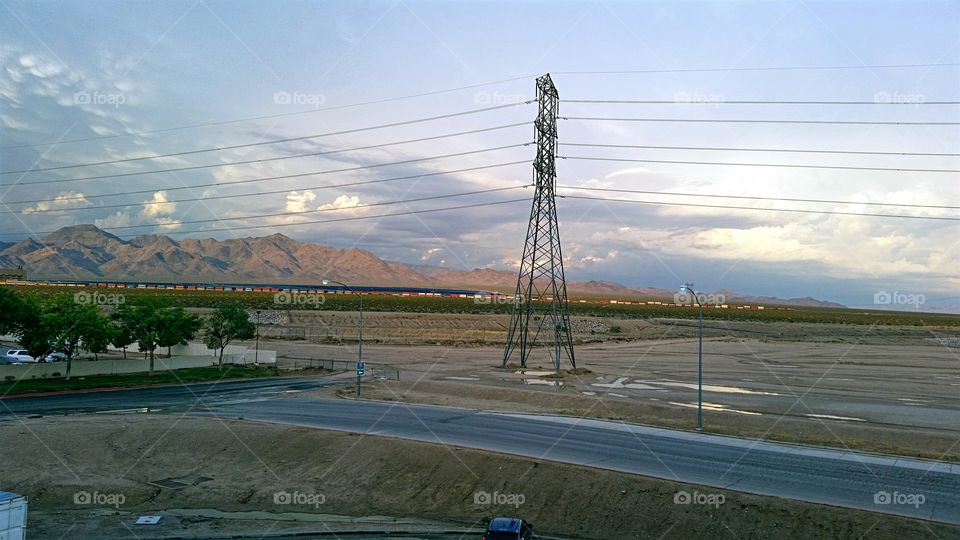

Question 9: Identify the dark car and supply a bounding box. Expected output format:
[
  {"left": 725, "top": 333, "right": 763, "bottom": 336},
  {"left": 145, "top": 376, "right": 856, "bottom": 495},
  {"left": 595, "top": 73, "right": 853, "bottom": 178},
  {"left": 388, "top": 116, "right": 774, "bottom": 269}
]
[{"left": 483, "top": 517, "right": 533, "bottom": 540}]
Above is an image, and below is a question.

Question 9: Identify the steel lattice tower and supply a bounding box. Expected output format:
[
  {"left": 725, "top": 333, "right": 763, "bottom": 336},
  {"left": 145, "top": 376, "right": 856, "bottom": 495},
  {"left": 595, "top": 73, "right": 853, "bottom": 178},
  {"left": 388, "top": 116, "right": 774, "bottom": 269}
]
[{"left": 502, "top": 74, "right": 576, "bottom": 370}]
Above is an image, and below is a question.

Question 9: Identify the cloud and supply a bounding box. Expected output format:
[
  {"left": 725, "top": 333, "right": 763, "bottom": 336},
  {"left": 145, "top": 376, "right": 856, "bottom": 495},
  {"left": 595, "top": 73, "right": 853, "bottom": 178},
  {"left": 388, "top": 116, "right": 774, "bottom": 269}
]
[
  {"left": 286, "top": 190, "right": 317, "bottom": 212},
  {"left": 142, "top": 191, "right": 175, "bottom": 216},
  {"left": 318, "top": 194, "right": 361, "bottom": 211},
  {"left": 421, "top": 247, "right": 443, "bottom": 261},
  {"left": 23, "top": 191, "right": 89, "bottom": 213},
  {"left": 94, "top": 211, "right": 131, "bottom": 229}
]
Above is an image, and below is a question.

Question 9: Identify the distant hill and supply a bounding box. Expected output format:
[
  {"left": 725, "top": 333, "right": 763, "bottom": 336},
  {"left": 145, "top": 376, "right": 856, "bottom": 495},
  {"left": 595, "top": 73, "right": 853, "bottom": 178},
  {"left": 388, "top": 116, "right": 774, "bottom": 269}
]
[{"left": 0, "top": 224, "right": 845, "bottom": 308}]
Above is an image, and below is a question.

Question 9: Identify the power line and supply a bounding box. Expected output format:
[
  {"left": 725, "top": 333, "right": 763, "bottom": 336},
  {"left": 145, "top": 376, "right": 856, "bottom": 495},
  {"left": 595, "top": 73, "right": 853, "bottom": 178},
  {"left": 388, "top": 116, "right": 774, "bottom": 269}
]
[
  {"left": 560, "top": 194, "right": 960, "bottom": 222},
  {"left": 4, "top": 161, "right": 528, "bottom": 213},
  {"left": 1, "top": 142, "right": 532, "bottom": 190},
  {"left": 73, "top": 185, "right": 529, "bottom": 232},
  {"left": 2, "top": 122, "right": 528, "bottom": 184},
  {"left": 559, "top": 142, "right": 960, "bottom": 158},
  {"left": 561, "top": 116, "right": 960, "bottom": 126},
  {"left": 556, "top": 185, "right": 960, "bottom": 211},
  {"left": 0, "top": 101, "right": 535, "bottom": 177},
  {"left": 552, "top": 63, "right": 960, "bottom": 75},
  {"left": 0, "top": 75, "right": 535, "bottom": 150},
  {"left": 561, "top": 99, "right": 960, "bottom": 105},
  {"left": 559, "top": 155, "right": 960, "bottom": 173}
]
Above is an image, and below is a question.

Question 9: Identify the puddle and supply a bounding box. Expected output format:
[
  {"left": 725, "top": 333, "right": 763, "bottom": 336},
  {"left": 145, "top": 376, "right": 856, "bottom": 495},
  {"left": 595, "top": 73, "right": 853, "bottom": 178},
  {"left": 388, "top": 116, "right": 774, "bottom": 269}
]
[
  {"left": 514, "top": 370, "right": 555, "bottom": 376},
  {"left": 896, "top": 398, "right": 928, "bottom": 403},
  {"left": 444, "top": 376, "right": 480, "bottom": 381},
  {"left": 522, "top": 379, "right": 563, "bottom": 387},
  {"left": 805, "top": 413, "right": 867, "bottom": 422},
  {"left": 591, "top": 377, "right": 661, "bottom": 390},
  {"left": 635, "top": 380, "right": 780, "bottom": 396},
  {"left": 95, "top": 407, "right": 159, "bottom": 414},
  {"left": 608, "top": 392, "right": 627, "bottom": 398},
  {"left": 581, "top": 391, "right": 597, "bottom": 396},
  {"left": 668, "top": 401, "right": 762, "bottom": 416}
]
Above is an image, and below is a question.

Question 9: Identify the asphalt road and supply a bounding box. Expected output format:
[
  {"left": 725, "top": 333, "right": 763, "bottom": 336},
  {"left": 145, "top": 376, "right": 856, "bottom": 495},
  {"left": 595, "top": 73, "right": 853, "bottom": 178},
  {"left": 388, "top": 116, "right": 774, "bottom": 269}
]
[
  {"left": 3, "top": 377, "right": 959, "bottom": 525},
  {"left": 0, "top": 376, "right": 338, "bottom": 416}
]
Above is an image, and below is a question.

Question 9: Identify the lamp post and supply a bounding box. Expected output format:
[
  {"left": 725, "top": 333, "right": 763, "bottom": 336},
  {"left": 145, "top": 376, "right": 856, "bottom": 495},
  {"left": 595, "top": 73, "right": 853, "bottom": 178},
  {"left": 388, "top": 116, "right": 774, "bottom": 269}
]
[
  {"left": 322, "top": 279, "right": 363, "bottom": 396},
  {"left": 680, "top": 283, "right": 704, "bottom": 431},
  {"left": 254, "top": 310, "right": 261, "bottom": 366}
]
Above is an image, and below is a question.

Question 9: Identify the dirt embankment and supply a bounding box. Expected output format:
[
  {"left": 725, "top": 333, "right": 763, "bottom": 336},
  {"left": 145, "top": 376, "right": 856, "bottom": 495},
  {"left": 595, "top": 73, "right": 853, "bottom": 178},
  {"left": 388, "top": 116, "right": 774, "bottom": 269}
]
[{"left": 1, "top": 415, "right": 956, "bottom": 539}]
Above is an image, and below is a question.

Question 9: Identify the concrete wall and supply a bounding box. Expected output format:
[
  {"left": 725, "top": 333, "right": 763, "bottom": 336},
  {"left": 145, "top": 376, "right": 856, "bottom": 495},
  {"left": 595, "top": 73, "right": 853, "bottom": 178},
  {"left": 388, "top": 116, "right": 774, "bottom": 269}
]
[
  {"left": 0, "top": 355, "right": 224, "bottom": 382},
  {"left": 1, "top": 349, "right": 276, "bottom": 382},
  {"left": 3, "top": 333, "right": 276, "bottom": 369}
]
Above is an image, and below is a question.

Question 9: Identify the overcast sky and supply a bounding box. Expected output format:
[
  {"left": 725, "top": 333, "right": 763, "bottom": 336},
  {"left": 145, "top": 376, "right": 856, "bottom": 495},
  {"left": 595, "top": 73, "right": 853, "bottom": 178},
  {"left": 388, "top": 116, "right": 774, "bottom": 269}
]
[{"left": 0, "top": 0, "right": 958, "bottom": 310}]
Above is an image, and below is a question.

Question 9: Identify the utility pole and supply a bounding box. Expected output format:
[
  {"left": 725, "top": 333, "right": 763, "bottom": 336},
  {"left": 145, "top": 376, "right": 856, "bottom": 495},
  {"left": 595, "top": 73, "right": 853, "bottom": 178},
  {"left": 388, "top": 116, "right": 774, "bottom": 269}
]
[
  {"left": 502, "top": 74, "right": 576, "bottom": 370},
  {"left": 255, "top": 309, "right": 261, "bottom": 366}
]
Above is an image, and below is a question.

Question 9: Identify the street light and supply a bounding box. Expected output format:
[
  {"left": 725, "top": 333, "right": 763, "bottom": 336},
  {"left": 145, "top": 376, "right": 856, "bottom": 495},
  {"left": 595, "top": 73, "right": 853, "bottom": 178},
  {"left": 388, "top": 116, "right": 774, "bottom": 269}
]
[
  {"left": 322, "top": 279, "right": 363, "bottom": 395},
  {"left": 680, "top": 283, "right": 704, "bottom": 431},
  {"left": 254, "top": 310, "right": 261, "bottom": 366}
]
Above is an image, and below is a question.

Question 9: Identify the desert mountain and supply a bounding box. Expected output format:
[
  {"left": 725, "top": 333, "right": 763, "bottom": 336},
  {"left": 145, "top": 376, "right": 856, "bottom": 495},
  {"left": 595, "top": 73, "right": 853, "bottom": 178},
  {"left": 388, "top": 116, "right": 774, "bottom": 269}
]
[{"left": 0, "top": 225, "right": 844, "bottom": 307}]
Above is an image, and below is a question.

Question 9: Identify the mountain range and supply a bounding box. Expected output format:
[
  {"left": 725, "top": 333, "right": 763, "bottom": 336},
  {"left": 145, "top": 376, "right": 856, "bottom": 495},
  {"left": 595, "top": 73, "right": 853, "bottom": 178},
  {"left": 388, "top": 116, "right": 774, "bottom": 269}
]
[{"left": 0, "top": 225, "right": 845, "bottom": 308}]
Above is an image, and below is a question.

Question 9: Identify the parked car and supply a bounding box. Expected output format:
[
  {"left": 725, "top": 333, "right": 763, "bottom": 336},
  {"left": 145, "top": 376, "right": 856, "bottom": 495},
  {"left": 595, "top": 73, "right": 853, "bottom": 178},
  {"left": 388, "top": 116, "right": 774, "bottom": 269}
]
[
  {"left": 483, "top": 517, "right": 534, "bottom": 540},
  {"left": 4, "top": 350, "right": 36, "bottom": 364},
  {"left": 39, "top": 352, "right": 67, "bottom": 363}
]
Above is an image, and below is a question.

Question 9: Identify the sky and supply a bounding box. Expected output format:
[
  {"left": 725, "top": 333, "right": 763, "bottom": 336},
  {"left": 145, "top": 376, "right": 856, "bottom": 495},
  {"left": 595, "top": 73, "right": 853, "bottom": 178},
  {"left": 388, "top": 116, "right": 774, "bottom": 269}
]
[{"left": 0, "top": 0, "right": 958, "bottom": 311}]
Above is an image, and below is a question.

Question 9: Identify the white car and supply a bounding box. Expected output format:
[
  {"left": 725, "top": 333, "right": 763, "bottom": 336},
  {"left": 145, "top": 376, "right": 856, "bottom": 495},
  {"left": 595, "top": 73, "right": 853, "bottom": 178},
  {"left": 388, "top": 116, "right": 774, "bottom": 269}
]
[
  {"left": 40, "top": 352, "right": 67, "bottom": 363},
  {"left": 4, "top": 350, "right": 36, "bottom": 364}
]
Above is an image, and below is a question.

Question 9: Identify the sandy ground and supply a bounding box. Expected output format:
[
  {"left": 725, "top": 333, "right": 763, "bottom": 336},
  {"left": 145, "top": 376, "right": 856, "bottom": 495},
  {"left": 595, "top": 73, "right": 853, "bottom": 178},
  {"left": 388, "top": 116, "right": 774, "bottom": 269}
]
[
  {"left": 251, "top": 314, "right": 960, "bottom": 460},
  {"left": 2, "top": 415, "right": 957, "bottom": 540}
]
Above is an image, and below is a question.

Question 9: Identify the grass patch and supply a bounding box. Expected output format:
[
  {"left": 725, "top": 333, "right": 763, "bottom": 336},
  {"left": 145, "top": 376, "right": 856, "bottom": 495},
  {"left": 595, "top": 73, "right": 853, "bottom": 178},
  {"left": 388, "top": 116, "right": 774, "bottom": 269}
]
[{"left": 0, "top": 364, "right": 281, "bottom": 395}]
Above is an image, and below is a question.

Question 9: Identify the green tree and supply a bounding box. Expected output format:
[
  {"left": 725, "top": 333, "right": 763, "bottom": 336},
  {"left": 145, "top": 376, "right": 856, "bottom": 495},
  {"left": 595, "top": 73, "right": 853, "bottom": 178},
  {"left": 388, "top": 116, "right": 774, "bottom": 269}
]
[
  {"left": 38, "top": 296, "right": 109, "bottom": 379},
  {"left": 15, "top": 295, "right": 48, "bottom": 357},
  {"left": 115, "top": 297, "right": 164, "bottom": 375},
  {"left": 108, "top": 305, "right": 136, "bottom": 359},
  {"left": 118, "top": 298, "right": 200, "bottom": 375},
  {"left": 203, "top": 304, "right": 256, "bottom": 367},
  {"left": 0, "top": 286, "right": 26, "bottom": 336},
  {"left": 157, "top": 307, "right": 201, "bottom": 359}
]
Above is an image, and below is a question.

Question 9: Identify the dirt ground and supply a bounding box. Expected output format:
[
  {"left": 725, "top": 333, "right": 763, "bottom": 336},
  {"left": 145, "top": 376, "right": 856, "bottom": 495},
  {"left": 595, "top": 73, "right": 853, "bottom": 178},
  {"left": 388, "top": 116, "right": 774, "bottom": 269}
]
[
  {"left": 1, "top": 415, "right": 957, "bottom": 539},
  {"left": 251, "top": 313, "right": 960, "bottom": 461}
]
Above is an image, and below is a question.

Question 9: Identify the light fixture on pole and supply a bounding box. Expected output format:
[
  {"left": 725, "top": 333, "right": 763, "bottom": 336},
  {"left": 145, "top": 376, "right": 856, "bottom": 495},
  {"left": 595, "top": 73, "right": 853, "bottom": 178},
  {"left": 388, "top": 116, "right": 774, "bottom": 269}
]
[
  {"left": 680, "top": 283, "right": 704, "bottom": 431},
  {"left": 322, "top": 279, "right": 363, "bottom": 396},
  {"left": 255, "top": 309, "right": 261, "bottom": 366}
]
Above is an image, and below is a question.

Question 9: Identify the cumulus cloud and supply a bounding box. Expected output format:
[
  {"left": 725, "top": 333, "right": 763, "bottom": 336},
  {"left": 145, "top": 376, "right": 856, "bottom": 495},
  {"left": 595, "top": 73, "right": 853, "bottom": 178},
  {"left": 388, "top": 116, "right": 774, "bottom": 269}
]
[
  {"left": 318, "top": 194, "right": 361, "bottom": 211},
  {"left": 286, "top": 190, "right": 317, "bottom": 212},
  {"left": 23, "top": 191, "right": 89, "bottom": 213},
  {"left": 94, "top": 211, "right": 132, "bottom": 229},
  {"left": 142, "top": 191, "right": 175, "bottom": 217}
]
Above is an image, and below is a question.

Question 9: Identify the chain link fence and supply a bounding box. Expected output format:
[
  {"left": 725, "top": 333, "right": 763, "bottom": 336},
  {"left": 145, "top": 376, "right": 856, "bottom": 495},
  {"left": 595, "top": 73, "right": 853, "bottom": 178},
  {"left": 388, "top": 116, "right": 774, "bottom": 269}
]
[{"left": 283, "top": 356, "right": 400, "bottom": 380}]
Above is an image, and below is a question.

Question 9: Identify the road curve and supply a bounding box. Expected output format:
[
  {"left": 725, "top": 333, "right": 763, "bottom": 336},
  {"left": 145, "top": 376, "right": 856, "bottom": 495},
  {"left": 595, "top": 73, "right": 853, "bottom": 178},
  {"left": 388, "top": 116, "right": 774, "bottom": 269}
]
[
  {"left": 2, "top": 377, "right": 958, "bottom": 525},
  {"left": 200, "top": 396, "right": 960, "bottom": 525}
]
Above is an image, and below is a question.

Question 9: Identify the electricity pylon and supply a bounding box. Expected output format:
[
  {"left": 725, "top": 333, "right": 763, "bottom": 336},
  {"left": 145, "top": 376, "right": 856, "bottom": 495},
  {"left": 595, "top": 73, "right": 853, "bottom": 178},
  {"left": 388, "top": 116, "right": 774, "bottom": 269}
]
[{"left": 502, "top": 73, "right": 575, "bottom": 371}]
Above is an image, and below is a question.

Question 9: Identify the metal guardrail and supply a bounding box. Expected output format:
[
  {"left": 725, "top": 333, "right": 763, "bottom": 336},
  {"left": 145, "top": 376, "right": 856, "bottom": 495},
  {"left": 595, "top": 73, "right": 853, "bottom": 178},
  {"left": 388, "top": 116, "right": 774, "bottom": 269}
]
[{"left": 284, "top": 357, "right": 400, "bottom": 380}]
